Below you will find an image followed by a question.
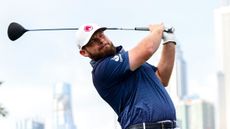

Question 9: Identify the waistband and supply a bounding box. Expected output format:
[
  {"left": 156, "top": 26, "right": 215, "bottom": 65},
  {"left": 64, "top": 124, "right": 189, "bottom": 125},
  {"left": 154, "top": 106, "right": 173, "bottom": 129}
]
[{"left": 127, "top": 120, "right": 177, "bottom": 129}]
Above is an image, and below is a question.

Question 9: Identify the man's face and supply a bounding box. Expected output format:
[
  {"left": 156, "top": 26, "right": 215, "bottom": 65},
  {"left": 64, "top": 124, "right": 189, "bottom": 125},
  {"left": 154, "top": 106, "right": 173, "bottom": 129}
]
[{"left": 81, "top": 30, "right": 116, "bottom": 61}]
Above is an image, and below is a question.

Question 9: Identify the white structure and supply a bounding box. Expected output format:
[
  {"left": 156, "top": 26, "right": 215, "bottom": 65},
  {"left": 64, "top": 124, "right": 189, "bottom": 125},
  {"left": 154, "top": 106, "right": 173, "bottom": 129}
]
[
  {"left": 221, "top": 0, "right": 230, "bottom": 6},
  {"left": 214, "top": 5, "right": 230, "bottom": 129},
  {"left": 167, "top": 45, "right": 188, "bottom": 101},
  {"left": 175, "top": 45, "right": 188, "bottom": 100},
  {"left": 53, "top": 82, "right": 76, "bottom": 129},
  {"left": 164, "top": 45, "right": 189, "bottom": 129},
  {"left": 177, "top": 99, "right": 215, "bottom": 129},
  {"left": 16, "top": 118, "right": 44, "bottom": 129}
]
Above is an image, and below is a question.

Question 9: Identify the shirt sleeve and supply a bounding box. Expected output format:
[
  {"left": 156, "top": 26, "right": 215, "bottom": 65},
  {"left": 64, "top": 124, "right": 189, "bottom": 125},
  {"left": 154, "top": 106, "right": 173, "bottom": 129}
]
[{"left": 146, "top": 62, "right": 158, "bottom": 72}]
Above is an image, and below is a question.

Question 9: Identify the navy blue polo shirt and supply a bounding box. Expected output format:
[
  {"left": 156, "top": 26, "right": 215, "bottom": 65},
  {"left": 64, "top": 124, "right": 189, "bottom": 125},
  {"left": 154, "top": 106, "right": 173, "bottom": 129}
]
[{"left": 90, "top": 46, "right": 176, "bottom": 129}]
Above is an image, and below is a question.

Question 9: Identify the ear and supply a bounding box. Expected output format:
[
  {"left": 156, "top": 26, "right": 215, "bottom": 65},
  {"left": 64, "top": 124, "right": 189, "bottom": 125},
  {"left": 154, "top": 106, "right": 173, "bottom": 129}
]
[{"left": 79, "top": 50, "right": 89, "bottom": 57}]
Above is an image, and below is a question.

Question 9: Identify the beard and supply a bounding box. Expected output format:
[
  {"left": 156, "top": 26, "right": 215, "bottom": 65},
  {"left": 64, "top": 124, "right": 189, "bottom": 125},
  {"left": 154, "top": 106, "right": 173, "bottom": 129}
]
[{"left": 87, "top": 43, "right": 117, "bottom": 61}]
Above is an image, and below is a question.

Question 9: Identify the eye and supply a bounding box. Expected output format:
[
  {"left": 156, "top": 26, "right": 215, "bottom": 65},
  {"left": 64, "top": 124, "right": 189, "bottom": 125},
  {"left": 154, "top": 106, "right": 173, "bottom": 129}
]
[{"left": 87, "top": 38, "right": 101, "bottom": 47}]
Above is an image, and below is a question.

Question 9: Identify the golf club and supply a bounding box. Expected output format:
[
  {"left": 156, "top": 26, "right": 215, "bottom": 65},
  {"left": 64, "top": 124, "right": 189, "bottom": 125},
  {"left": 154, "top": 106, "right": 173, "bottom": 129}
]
[{"left": 7, "top": 22, "right": 175, "bottom": 41}]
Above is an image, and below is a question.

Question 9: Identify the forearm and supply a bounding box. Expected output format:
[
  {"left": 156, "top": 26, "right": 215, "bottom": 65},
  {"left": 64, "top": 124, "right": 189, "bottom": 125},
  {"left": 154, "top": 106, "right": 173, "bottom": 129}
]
[
  {"left": 156, "top": 43, "right": 175, "bottom": 86},
  {"left": 138, "top": 30, "right": 163, "bottom": 56},
  {"left": 129, "top": 24, "right": 164, "bottom": 71}
]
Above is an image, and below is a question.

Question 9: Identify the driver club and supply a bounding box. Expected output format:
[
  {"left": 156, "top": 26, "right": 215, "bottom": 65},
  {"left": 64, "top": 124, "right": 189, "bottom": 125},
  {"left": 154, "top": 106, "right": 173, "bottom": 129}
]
[{"left": 7, "top": 22, "right": 175, "bottom": 41}]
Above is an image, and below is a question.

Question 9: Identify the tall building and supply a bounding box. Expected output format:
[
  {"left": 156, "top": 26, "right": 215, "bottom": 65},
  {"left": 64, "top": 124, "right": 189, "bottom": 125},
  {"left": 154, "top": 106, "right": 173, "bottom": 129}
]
[
  {"left": 214, "top": 4, "right": 230, "bottom": 129},
  {"left": 175, "top": 45, "right": 188, "bottom": 100},
  {"left": 167, "top": 45, "right": 188, "bottom": 101},
  {"left": 176, "top": 101, "right": 189, "bottom": 129},
  {"left": 53, "top": 82, "right": 76, "bottom": 129},
  {"left": 177, "top": 99, "right": 215, "bottom": 129},
  {"left": 16, "top": 118, "right": 44, "bottom": 129},
  {"left": 165, "top": 45, "right": 188, "bottom": 129},
  {"left": 216, "top": 72, "right": 227, "bottom": 129}
]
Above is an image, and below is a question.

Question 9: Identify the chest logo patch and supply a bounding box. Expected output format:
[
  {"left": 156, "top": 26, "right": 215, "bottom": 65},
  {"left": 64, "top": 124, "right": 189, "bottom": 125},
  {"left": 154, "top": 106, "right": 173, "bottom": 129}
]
[{"left": 111, "top": 54, "right": 123, "bottom": 62}]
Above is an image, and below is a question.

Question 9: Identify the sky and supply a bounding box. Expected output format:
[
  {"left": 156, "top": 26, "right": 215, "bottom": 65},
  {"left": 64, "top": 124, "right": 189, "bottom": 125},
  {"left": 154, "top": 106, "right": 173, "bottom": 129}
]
[{"left": 0, "top": 0, "right": 219, "bottom": 129}]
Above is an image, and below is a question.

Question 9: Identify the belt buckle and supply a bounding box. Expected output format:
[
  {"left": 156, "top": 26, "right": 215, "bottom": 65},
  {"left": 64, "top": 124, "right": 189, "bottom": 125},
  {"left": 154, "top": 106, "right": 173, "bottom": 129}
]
[{"left": 143, "top": 122, "right": 146, "bottom": 129}]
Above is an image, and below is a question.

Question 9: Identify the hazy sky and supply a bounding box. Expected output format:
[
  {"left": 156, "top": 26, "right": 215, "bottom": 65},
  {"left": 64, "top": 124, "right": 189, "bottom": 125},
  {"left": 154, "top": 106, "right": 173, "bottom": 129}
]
[{"left": 0, "top": 0, "right": 219, "bottom": 129}]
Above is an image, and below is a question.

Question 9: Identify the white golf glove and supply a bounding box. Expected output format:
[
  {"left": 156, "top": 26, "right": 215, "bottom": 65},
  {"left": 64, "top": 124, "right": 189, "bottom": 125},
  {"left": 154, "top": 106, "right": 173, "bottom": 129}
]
[{"left": 162, "top": 32, "right": 177, "bottom": 45}]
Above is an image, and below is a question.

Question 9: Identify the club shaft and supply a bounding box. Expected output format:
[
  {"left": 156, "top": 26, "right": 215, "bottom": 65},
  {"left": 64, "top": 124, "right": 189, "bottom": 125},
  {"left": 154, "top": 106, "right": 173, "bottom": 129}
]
[
  {"left": 107, "top": 27, "right": 175, "bottom": 33},
  {"left": 28, "top": 27, "right": 174, "bottom": 33},
  {"left": 107, "top": 27, "right": 149, "bottom": 31},
  {"left": 29, "top": 28, "right": 79, "bottom": 31}
]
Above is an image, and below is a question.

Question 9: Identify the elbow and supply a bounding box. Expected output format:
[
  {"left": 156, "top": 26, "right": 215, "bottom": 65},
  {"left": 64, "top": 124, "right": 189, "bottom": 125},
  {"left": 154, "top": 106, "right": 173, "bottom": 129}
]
[
  {"left": 161, "top": 81, "right": 169, "bottom": 87},
  {"left": 161, "top": 76, "right": 171, "bottom": 87},
  {"left": 156, "top": 70, "right": 170, "bottom": 87}
]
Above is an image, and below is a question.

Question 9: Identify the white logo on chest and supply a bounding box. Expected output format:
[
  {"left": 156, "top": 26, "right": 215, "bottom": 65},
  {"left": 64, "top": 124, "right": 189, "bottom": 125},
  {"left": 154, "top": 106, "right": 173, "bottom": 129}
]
[{"left": 111, "top": 54, "right": 123, "bottom": 62}]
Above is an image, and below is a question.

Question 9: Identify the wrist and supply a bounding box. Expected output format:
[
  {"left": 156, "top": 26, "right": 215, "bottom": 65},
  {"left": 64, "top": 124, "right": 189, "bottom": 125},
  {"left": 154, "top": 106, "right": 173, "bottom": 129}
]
[
  {"left": 163, "top": 41, "right": 176, "bottom": 45},
  {"left": 162, "top": 32, "right": 177, "bottom": 45}
]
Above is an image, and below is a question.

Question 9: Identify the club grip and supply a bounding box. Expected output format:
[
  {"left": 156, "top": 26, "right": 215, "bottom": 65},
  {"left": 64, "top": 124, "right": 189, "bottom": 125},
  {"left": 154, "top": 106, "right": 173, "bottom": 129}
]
[
  {"left": 135, "top": 27, "right": 175, "bottom": 33},
  {"left": 134, "top": 27, "right": 149, "bottom": 31}
]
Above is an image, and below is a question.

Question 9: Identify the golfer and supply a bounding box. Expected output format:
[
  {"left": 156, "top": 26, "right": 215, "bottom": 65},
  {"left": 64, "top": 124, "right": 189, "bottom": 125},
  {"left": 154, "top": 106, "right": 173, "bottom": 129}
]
[{"left": 76, "top": 23, "right": 177, "bottom": 129}]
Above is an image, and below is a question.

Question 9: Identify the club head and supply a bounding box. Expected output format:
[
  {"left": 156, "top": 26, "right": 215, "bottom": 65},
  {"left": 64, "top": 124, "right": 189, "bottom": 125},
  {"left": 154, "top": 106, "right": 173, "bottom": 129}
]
[{"left": 7, "top": 22, "right": 28, "bottom": 41}]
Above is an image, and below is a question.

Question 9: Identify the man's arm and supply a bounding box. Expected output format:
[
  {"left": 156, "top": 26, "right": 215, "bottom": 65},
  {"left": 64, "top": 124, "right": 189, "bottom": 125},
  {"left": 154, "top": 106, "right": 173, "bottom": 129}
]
[
  {"left": 156, "top": 43, "right": 175, "bottom": 87},
  {"left": 128, "top": 23, "right": 164, "bottom": 71},
  {"left": 156, "top": 32, "right": 176, "bottom": 86}
]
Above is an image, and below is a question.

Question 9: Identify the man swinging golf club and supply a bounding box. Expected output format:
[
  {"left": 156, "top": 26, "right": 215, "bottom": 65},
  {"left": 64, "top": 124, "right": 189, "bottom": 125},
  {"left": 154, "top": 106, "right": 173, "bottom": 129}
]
[{"left": 76, "top": 23, "right": 177, "bottom": 129}]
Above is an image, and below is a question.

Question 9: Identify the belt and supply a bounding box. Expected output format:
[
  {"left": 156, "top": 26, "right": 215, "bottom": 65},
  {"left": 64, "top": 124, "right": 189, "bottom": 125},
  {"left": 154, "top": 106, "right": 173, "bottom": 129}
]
[{"left": 127, "top": 120, "right": 177, "bottom": 129}]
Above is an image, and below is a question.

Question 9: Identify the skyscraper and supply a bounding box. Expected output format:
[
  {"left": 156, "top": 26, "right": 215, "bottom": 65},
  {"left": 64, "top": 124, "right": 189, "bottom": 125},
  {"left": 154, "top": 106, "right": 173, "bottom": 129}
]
[
  {"left": 177, "top": 99, "right": 215, "bottom": 129},
  {"left": 214, "top": 4, "right": 230, "bottom": 129},
  {"left": 166, "top": 45, "right": 188, "bottom": 101},
  {"left": 165, "top": 45, "right": 189, "bottom": 129},
  {"left": 16, "top": 118, "right": 45, "bottom": 129},
  {"left": 175, "top": 45, "right": 188, "bottom": 100},
  {"left": 53, "top": 82, "right": 76, "bottom": 129}
]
